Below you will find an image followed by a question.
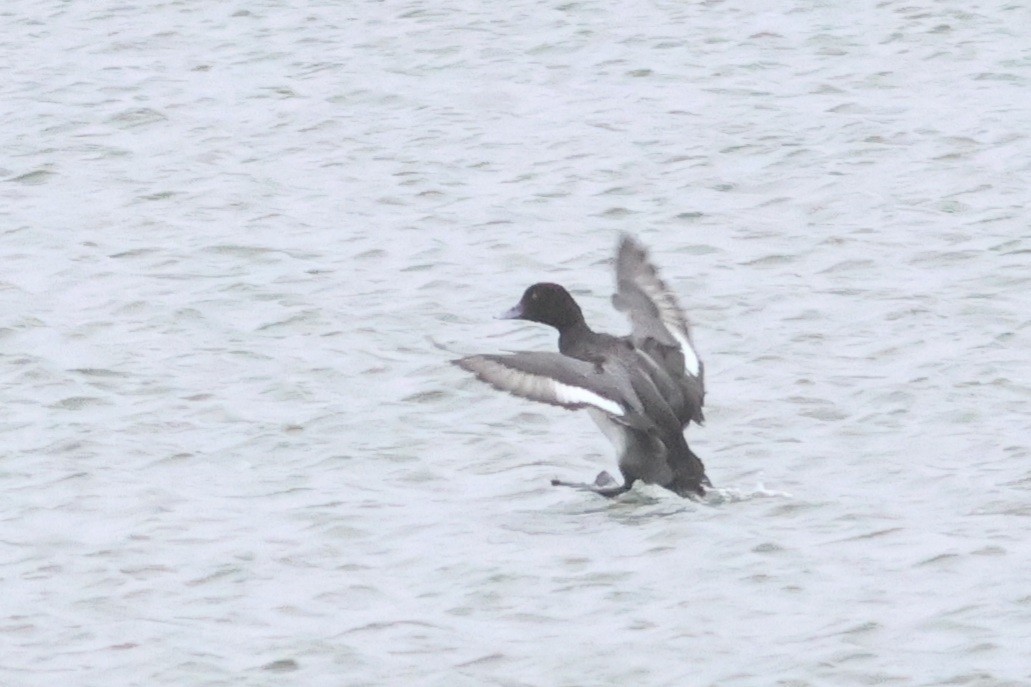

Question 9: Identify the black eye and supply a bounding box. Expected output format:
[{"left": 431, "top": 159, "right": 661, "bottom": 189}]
[{"left": 531, "top": 291, "right": 539, "bottom": 300}]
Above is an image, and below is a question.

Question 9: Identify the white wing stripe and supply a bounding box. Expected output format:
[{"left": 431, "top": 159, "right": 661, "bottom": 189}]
[
  {"left": 552, "top": 381, "right": 624, "bottom": 417},
  {"left": 670, "top": 330, "right": 700, "bottom": 377}
]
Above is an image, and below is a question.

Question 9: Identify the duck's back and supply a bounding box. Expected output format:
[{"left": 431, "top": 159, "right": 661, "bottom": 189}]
[{"left": 558, "top": 327, "right": 630, "bottom": 365}]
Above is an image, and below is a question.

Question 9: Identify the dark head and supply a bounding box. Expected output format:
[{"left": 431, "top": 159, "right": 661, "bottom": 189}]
[{"left": 500, "top": 282, "right": 585, "bottom": 331}]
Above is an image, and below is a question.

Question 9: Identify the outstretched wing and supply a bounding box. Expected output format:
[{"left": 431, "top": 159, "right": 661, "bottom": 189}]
[
  {"left": 453, "top": 352, "right": 653, "bottom": 430},
  {"left": 611, "top": 234, "right": 705, "bottom": 425}
]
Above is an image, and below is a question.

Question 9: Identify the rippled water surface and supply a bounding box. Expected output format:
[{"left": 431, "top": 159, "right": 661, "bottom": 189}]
[{"left": 2, "top": 1, "right": 1029, "bottom": 685}]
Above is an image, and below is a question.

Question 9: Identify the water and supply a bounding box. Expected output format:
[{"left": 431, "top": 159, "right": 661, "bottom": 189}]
[{"left": 2, "top": 0, "right": 1029, "bottom": 685}]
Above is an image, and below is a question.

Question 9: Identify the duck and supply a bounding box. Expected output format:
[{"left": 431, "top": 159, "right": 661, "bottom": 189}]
[
  {"left": 504, "top": 236, "right": 705, "bottom": 429},
  {"left": 453, "top": 234, "right": 709, "bottom": 498}
]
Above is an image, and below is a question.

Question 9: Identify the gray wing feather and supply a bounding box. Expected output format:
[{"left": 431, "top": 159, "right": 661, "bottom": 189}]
[
  {"left": 612, "top": 234, "right": 705, "bottom": 424},
  {"left": 453, "top": 352, "right": 649, "bottom": 429}
]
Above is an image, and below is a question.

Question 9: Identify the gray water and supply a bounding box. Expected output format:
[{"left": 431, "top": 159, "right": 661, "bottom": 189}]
[{"left": 2, "top": 1, "right": 1029, "bottom": 685}]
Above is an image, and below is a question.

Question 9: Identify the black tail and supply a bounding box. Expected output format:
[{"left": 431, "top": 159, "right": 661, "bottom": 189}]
[{"left": 667, "top": 437, "right": 708, "bottom": 497}]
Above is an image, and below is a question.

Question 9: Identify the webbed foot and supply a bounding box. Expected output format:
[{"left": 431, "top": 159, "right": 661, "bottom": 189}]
[{"left": 551, "top": 471, "right": 634, "bottom": 498}]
